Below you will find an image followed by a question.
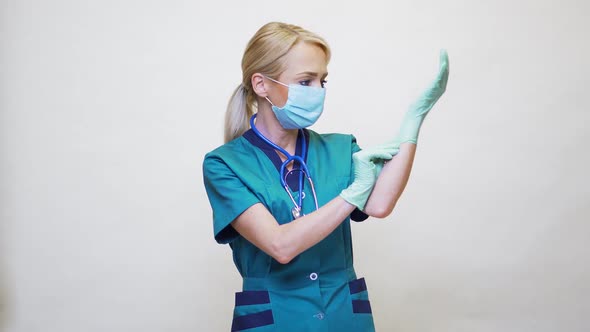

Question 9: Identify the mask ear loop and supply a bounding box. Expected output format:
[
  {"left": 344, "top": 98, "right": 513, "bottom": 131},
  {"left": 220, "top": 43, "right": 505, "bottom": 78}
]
[
  {"left": 264, "top": 75, "right": 289, "bottom": 108},
  {"left": 265, "top": 96, "right": 276, "bottom": 107},
  {"left": 264, "top": 75, "right": 289, "bottom": 87}
]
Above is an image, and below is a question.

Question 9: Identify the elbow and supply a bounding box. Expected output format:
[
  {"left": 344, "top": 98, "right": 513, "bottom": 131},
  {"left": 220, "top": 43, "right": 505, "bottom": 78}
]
[
  {"left": 269, "top": 237, "right": 295, "bottom": 265},
  {"left": 274, "top": 254, "right": 293, "bottom": 265},
  {"left": 366, "top": 202, "right": 396, "bottom": 219},
  {"left": 370, "top": 208, "right": 391, "bottom": 219}
]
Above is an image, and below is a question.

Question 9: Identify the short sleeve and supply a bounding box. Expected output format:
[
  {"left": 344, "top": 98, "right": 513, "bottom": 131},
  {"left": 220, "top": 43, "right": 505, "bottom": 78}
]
[
  {"left": 203, "top": 154, "right": 261, "bottom": 244},
  {"left": 349, "top": 136, "right": 369, "bottom": 222}
]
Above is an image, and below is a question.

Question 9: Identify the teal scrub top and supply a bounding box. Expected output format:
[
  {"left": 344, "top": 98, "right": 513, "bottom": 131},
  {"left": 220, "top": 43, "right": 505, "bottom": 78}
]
[{"left": 203, "top": 129, "right": 376, "bottom": 332}]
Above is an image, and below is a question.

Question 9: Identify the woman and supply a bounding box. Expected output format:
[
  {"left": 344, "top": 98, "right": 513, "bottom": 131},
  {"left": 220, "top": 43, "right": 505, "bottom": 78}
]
[{"left": 203, "top": 22, "right": 448, "bottom": 332}]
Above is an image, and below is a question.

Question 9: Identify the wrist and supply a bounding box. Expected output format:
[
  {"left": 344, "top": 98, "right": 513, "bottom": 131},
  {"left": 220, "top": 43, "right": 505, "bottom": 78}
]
[{"left": 395, "top": 113, "right": 424, "bottom": 145}]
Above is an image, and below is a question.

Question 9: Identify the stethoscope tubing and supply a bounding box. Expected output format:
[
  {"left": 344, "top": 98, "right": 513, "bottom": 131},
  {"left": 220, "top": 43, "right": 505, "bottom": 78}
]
[{"left": 250, "top": 114, "right": 319, "bottom": 217}]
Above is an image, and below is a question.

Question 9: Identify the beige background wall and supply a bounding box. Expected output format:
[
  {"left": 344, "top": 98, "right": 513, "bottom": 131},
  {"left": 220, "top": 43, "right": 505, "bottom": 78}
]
[{"left": 1, "top": 0, "right": 588, "bottom": 331}]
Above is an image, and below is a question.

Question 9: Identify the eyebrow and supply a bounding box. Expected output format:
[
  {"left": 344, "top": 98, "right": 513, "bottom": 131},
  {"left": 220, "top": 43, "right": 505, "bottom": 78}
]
[{"left": 296, "top": 71, "right": 329, "bottom": 78}]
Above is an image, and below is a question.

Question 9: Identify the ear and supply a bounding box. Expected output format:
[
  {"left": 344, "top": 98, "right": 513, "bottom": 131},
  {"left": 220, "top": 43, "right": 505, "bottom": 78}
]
[{"left": 251, "top": 73, "right": 268, "bottom": 98}]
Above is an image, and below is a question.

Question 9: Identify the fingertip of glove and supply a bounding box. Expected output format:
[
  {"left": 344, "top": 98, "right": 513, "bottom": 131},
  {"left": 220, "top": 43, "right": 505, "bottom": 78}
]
[{"left": 439, "top": 49, "right": 449, "bottom": 69}]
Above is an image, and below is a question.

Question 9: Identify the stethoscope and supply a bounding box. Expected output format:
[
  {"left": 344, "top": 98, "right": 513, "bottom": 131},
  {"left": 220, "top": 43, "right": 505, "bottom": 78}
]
[{"left": 250, "top": 114, "right": 319, "bottom": 219}]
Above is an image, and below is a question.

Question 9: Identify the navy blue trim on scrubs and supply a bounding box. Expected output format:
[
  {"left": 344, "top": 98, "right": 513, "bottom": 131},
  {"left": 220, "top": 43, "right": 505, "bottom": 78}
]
[
  {"left": 243, "top": 129, "right": 308, "bottom": 192},
  {"left": 349, "top": 277, "right": 368, "bottom": 294},
  {"left": 242, "top": 129, "right": 369, "bottom": 222},
  {"left": 231, "top": 309, "right": 274, "bottom": 331},
  {"left": 235, "top": 290, "right": 271, "bottom": 306},
  {"left": 352, "top": 300, "right": 372, "bottom": 314},
  {"left": 349, "top": 278, "right": 372, "bottom": 313}
]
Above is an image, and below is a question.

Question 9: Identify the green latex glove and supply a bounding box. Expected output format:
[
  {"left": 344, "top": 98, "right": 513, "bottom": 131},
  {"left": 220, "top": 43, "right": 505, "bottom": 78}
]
[
  {"left": 388, "top": 49, "right": 450, "bottom": 155},
  {"left": 340, "top": 145, "right": 395, "bottom": 210}
]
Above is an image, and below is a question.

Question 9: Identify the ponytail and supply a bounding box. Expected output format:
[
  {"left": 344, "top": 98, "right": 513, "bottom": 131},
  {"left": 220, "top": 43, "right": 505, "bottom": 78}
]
[{"left": 224, "top": 83, "right": 254, "bottom": 143}]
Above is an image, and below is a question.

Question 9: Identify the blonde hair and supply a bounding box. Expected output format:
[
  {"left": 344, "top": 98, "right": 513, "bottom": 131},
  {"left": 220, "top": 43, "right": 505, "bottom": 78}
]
[{"left": 224, "top": 22, "right": 331, "bottom": 143}]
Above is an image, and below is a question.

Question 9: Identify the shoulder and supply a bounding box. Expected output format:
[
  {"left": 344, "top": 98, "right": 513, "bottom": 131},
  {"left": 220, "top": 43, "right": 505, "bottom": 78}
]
[
  {"left": 307, "top": 130, "right": 357, "bottom": 145},
  {"left": 203, "top": 137, "right": 256, "bottom": 181},
  {"left": 204, "top": 137, "right": 246, "bottom": 160},
  {"left": 307, "top": 130, "right": 360, "bottom": 151},
  {"left": 203, "top": 136, "right": 254, "bottom": 167}
]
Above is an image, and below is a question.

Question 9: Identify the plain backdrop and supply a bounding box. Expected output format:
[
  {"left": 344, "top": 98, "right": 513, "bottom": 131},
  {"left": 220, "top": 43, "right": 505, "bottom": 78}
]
[{"left": 1, "top": 0, "right": 589, "bottom": 331}]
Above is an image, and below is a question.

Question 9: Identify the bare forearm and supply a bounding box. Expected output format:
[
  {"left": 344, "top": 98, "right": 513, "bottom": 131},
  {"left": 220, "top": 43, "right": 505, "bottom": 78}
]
[
  {"left": 364, "top": 142, "right": 417, "bottom": 218},
  {"left": 233, "top": 197, "right": 355, "bottom": 264},
  {"left": 274, "top": 197, "right": 355, "bottom": 262}
]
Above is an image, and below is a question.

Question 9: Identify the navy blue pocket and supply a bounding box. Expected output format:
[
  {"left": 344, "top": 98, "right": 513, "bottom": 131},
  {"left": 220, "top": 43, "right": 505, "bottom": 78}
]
[
  {"left": 235, "top": 290, "right": 270, "bottom": 306},
  {"left": 231, "top": 309, "right": 274, "bottom": 331},
  {"left": 349, "top": 278, "right": 373, "bottom": 314},
  {"left": 231, "top": 290, "right": 274, "bottom": 331},
  {"left": 352, "top": 299, "right": 372, "bottom": 314},
  {"left": 349, "top": 277, "right": 368, "bottom": 294}
]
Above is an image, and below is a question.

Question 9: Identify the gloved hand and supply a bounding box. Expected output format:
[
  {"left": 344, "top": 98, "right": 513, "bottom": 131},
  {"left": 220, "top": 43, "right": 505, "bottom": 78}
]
[
  {"left": 340, "top": 145, "right": 395, "bottom": 210},
  {"left": 382, "top": 49, "right": 450, "bottom": 159}
]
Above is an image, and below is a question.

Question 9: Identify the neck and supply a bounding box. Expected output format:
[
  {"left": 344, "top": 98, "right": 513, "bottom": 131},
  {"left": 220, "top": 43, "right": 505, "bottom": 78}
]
[{"left": 253, "top": 111, "right": 299, "bottom": 156}]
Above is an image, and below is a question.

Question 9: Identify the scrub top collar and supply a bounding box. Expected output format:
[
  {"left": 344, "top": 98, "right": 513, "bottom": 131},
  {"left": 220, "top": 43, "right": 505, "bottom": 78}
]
[{"left": 243, "top": 128, "right": 310, "bottom": 192}]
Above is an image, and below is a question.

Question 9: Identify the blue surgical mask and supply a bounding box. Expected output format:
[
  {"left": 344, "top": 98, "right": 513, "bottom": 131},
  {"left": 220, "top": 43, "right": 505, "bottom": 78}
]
[{"left": 264, "top": 76, "right": 326, "bottom": 129}]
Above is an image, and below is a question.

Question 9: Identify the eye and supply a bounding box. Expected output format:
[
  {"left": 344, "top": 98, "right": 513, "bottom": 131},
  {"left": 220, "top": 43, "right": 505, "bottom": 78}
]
[
  {"left": 321, "top": 80, "right": 328, "bottom": 88},
  {"left": 299, "top": 80, "right": 311, "bottom": 86}
]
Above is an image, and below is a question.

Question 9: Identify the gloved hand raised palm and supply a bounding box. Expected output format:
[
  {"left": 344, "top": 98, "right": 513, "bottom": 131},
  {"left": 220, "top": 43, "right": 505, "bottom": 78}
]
[
  {"left": 386, "top": 49, "right": 450, "bottom": 156},
  {"left": 341, "top": 50, "right": 449, "bottom": 209}
]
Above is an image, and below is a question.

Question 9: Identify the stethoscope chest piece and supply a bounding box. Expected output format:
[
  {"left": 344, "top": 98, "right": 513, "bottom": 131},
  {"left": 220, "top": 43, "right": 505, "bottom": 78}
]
[{"left": 291, "top": 206, "right": 302, "bottom": 219}]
